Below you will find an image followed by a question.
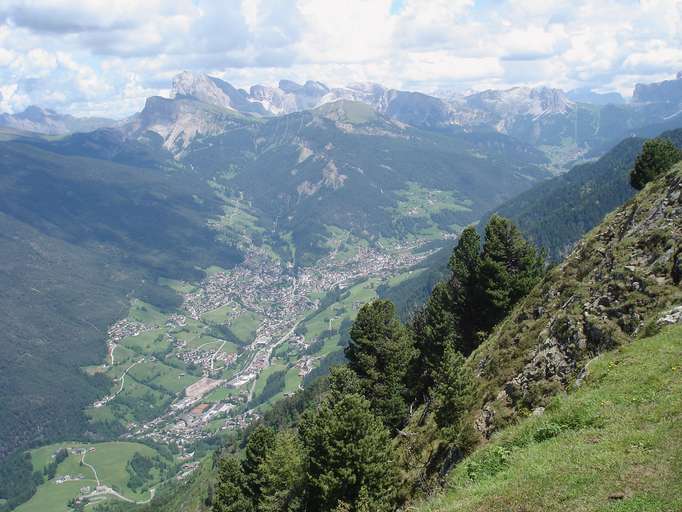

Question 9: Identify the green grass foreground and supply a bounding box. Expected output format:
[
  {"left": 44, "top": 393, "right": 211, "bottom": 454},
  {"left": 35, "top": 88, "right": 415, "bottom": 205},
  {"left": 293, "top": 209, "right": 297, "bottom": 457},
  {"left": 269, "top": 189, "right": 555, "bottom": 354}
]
[{"left": 417, "top": 324, "right": 682, "bottom": 512}]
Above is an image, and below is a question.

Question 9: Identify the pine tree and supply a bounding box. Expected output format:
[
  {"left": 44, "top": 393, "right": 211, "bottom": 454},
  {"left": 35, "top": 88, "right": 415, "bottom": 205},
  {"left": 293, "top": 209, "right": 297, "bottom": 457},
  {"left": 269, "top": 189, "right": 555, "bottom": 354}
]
[
  {"left": 346, "top": 300, "right": 416, "bottom": 429},
  {"left": 242, "top": 426, "right": 276, "bottom": 504},
  {"left": 258, "top": 430, "right": 305, "bottom": 512},
  {"left": 213, "top": 457, "right": 253, "bottom": 512},
  {"left": 431, "top": 343, "right": 477, "bottom": 449},
  {"left": 630, "top": 137, "right": 682, "bottom": 190},
  {"left": 300, "top": 392, "right": 398, "bottom": 512}
]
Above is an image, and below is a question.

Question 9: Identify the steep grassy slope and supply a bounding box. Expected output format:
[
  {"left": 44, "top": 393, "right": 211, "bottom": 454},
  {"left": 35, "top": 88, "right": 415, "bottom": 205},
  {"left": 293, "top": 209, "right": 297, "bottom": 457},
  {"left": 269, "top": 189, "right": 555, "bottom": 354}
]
[
  {"left": 418, "top": 323, "right": 682, "bottom": 512},
  {"left": 472, "top": 162, "right": 682, "bottom": 437}
]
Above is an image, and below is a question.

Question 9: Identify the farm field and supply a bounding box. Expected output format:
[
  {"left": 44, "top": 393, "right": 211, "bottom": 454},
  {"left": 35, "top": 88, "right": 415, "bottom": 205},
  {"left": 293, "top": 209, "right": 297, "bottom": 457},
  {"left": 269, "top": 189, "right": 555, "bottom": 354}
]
[{"left": 17, "top": 441, "right": 169, "bottom": 512}]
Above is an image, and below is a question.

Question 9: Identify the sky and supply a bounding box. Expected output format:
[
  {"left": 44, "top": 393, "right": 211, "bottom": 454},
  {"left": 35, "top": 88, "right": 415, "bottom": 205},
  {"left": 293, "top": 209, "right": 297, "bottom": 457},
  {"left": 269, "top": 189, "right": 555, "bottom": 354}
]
[{"left": 0, "top": 0, "right": 681, "bottom": 118}]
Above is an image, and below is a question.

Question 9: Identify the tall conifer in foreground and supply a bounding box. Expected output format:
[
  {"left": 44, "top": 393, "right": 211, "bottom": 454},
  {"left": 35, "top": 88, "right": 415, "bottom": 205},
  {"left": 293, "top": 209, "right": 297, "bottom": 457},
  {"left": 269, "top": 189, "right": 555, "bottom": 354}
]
[
  {"left": 345, "top": 300, "right": 416, "bottom": 429},
  {"left": 299, "top": 390, "right": 398, "bottom": 512}
]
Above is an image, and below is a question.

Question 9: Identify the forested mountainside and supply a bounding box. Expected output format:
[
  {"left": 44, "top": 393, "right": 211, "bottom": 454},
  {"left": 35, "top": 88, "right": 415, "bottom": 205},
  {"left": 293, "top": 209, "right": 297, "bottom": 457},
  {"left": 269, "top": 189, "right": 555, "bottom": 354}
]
[
  {"left": 482, "top": 127, "right": 682, "bottom": 260},
  {"left": 482, "top": 136, "right": 643, "bottom": 260},
  {"left": 383, "top": 130, "right": 678, "bottom": 314},
  {"left": 129, "top": 152, "right": 682, "bottom": 512}
]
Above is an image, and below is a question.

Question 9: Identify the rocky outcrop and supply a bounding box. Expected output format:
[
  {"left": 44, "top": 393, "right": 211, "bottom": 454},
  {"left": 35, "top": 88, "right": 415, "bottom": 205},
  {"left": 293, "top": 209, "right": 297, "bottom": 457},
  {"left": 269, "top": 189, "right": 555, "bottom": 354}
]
[{"left": 472, "top": 164, "right": 682, "bottom": 437}]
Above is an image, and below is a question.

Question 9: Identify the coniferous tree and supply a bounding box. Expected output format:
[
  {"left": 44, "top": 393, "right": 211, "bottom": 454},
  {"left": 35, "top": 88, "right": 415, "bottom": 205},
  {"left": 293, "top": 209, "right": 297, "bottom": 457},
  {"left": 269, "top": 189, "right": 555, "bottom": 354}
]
[
  {"left": 327, "top": 365, "right": 363, "bottom": 402},
  {"left": 299, "top": 392, "right": 398, "bottom": 512},
  {"left": 346, "top": 300, "right": 416, "bottom": 429},
  {"left": 410, "top": 282, "right": 458, "bottom": 396},
  {"left": 242, "top": 426, "right": 277, "bottom": 504},
  {"left": 478, "top": 215, "right": 545, "bottom": 333},
  {"left": 448, "top": 226, "right": 483, "bottom": 354},
  {"left": 258, "top": 430, "right": 305, "bottom": 512},
  {"left": 431, "top": 343, "right": 477, "bottom": 450},
  {"left": 213, "top": 457, "right": 253, "bottom": 512},
  {"left": 630, "top": 137, "right": 682, "bottom": 190}
]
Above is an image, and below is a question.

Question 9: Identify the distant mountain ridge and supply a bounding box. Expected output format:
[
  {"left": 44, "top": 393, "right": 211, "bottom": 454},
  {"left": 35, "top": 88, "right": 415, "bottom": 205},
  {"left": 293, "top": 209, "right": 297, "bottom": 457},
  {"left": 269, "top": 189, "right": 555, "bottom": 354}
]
[
  {"left": 0, "top": 105, "right": 114, "bottom": 135},
  {"left": 6, "top": 72, "right": 682, "bottom": 160},
  {"left": 125, "top": 71, "right": 682, "bottom": 159}
]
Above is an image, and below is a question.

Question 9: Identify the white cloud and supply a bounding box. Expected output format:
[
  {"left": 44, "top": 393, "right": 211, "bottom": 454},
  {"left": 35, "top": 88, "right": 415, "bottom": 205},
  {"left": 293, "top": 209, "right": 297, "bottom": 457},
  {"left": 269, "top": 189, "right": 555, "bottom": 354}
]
[{"left": 0, "top": 0, "right": 680, "bottom": 116}]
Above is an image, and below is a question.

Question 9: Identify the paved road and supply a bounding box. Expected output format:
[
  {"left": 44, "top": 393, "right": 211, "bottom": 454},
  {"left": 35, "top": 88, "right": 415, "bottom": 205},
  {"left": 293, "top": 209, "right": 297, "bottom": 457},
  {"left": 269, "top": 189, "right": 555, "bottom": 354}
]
[{"left": 246, "top": 320, "right": 302, "bottom": 402}]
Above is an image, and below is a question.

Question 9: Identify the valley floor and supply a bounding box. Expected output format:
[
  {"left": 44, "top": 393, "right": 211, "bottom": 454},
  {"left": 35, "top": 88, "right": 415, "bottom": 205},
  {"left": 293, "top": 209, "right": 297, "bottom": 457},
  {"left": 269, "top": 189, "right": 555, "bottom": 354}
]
[{"left": 417, "top": 324, "right": 682, "bottom": 512}]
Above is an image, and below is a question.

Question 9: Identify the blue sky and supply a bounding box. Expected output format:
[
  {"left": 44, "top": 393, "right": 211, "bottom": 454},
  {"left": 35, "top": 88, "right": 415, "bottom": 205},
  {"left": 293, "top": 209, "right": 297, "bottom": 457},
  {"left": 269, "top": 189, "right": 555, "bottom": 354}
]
[{"left": 0, "top": 0, "right": 680, "bottom": 118}]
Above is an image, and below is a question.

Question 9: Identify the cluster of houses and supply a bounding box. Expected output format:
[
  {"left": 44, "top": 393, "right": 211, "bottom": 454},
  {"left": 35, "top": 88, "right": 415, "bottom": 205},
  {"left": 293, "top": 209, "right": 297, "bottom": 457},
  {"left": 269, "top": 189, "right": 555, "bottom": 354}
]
[{"left": 90, "top": 235, "right": 443, "bottom": 482}]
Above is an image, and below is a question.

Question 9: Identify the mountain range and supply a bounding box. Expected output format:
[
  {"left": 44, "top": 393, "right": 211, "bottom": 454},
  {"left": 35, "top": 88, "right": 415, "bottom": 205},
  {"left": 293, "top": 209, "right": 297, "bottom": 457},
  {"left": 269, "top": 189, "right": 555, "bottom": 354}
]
[
  {"left": 5, "top": 72, "right": 682, "bottom": 163},
  {"left": 128, "top": 71, "right": 682, "bottom": 157},
  {"left": 0, "top": 75, "right": 552, "bottom": 467}
]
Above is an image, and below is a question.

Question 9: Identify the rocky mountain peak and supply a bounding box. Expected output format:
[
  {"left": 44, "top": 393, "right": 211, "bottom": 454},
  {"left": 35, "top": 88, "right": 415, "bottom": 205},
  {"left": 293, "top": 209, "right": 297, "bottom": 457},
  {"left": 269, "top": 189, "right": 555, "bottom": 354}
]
[
  {"left": 18, "top": 105, "right": 56, "bottom": 121},
  {"left": 278, "top": 79, "right": 303, "bottom": 93},
  {"left": 346, "top": 82, "right": 386, "bottom": 95},
  {"left": 0, "top": 105, "right": 113, "bottom": 135},
  {"left": 632, "top": 72, "right": 682, "bottom": 105},
  {"left": 171, "top": 71, "right": 235, "bottom": 110},
  {"left": 467, "top": 86, "right": 574, "bottom": 117},
  {"left": 302, "top": 80, "right": 329, "bottom": 95}
]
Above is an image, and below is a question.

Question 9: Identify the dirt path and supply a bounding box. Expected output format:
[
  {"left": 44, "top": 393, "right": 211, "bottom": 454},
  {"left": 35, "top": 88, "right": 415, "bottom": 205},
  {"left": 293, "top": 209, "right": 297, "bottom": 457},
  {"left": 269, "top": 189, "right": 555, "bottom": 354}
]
[
  {"left": 195, "top": 339, "right": 222, "bottom": 352},
  {"left": 109, "top": 344, "right": 117, "bottom": 366},
  {"left": 80, "top": 450, "right": 100, "bottom": 487},
  {"left": 112, "top": 358, "right": 144, "bottom": 398},
  {"left": 81, "top": 450, "right": 156, "bottom": 505}
]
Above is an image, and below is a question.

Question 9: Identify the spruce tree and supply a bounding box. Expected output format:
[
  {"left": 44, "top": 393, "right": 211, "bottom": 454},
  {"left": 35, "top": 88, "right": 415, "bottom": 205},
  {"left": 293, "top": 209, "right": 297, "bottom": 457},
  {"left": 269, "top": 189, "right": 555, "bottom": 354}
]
[
  {"left": 299, "top": 392, "right": 398, "bottom": 512},
  {"left": 346, "top": 300, "right": 416, "bottom": 429},
  {"left": 213, "top": 457, "right": 253, "bottom": 512}
]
